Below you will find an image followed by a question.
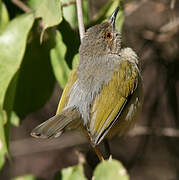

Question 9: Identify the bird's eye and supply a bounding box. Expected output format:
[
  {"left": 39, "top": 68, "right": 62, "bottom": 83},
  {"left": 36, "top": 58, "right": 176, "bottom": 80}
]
[{"left": 105, "top": 31, "right": 113, "bottom": 41}]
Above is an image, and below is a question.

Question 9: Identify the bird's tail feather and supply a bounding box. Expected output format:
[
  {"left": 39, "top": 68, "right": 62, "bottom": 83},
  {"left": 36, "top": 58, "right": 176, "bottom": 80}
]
[{"left": 31, "top": 107, "right": 81, "bottom": 138}]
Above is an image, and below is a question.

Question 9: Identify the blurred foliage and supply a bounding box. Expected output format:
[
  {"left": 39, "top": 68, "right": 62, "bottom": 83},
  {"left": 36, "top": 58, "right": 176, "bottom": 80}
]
[
  {"left": 50, "top": 30, "right": 71, "bottom": 89},
  {"left": 61, "top": 0, "right": 89, "bottom": 29},
  {"left": 0, "top": 0, "right": 125, "bottom": 178},
  {"left": 93, "top": 159, "right": 129, "bottom": 180},
  {"left": 0, "top": 1, "right": 9, "bottom": 32},
  {"left": 58, "top": 163, "right": 87, "bottom": 180},
  {"left": 10, "top": 159, "right": 129, "bottom": 180},
  {"left": 11, "top": 174, "right": 43, "bottom": 180}
]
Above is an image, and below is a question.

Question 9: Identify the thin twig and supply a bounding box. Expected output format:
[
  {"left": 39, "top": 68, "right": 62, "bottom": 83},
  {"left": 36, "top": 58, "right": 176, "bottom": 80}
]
[
  {"left": 160, "top": 17, "right": 179, "bottom": 33},
  {"left": 76, "top": 0, "right": 85, "bottom": 41},
  {"left": 13, "top": 0, "right": 77, "bottom": 12},
  {"left": 62, "top": 0, "right": 76, "bottom": 7},
  {"left": 128, "top": 126, "right": 179, "bottom": 137},
  {"left": 75, "top": 150, "right": 86, "bottom": 164},
  {"left": 124, "top": 0, "right": 147, "bottom": 16},
  {"left": 11, "top": 0, "right": 32, "bottom": 13},
  {"left": 170, "top": 0, "right": 176, "bottom": 9}
]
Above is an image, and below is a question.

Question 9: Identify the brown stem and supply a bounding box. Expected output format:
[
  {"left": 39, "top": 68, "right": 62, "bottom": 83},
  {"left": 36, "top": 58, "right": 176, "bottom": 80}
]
[
  {"left": 62, "top": 0, "right": 76, "bottom": 7},
  {"left": 12, "top": 0, "right": 78, "bottom": 13},
  {"left": 11, "top": 0, "right": 32, "bottom": 13}
]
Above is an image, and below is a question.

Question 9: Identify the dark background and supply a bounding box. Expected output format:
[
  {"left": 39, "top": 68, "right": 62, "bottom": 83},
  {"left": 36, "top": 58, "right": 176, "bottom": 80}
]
[{"left": 1, "top": 0, "right": 179, "bottom": 179}]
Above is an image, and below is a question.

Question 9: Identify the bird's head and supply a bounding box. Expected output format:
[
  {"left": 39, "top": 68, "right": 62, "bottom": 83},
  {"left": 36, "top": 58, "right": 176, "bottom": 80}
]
[{"left": 79, "top": 7, "right": 122, "bottom": 57}]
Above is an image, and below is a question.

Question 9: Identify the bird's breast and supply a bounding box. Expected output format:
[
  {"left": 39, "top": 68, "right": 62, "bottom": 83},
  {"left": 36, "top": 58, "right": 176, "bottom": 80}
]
[
  {"left": 65, "top": 71, "right": 112, "bottom": 124},
  {"left": 65, "top": 55, "right": 121, "bottom": 124}
]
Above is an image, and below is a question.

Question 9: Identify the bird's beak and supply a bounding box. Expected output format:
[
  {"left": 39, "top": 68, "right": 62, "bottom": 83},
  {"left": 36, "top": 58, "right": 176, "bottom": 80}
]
[{"left": 109, "top": 6, "right": 120, "bottom": 28}]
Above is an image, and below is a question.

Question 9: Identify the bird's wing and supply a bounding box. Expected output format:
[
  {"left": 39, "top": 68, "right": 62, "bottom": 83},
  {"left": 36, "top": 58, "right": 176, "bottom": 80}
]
[
  {"left": 88, "top": 60, "right": 139, "bottom": 145},
  {"left": 56, "top": 68, "right": 78, "bottom": 113},
  {"left": 31, "top": 68, "right": 81, "bottom": 138}
]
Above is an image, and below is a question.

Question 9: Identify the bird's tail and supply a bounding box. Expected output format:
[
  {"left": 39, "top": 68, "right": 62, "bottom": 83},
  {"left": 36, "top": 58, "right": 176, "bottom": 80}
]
[{"left": 31, "top": 107, "right": 81, "bottom": 138}]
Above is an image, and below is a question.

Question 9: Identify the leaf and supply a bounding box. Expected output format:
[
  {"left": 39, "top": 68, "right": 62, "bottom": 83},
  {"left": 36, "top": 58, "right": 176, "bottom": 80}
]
[
  {"left": 3, "top": 70, "right": 19, "bottom": 151},
  {"left": 27, "top": 0, "right": 43, "bottom": 10},
  {"left": 93, "top": 159, "right": 129, "bottom": 180},
  {"left": 35, "top": 0, "right": 62, "bottom": 27},
  {"left": 0, "top": 108, "right": 8, "bottom": 170},
  {"left": 10, "top": 111, "right": 20, "bottom": 127},
  {"left": 13, "top": 26, "right": 55, "bottom": 118},
  {"left": 34, "top": 0, "right": 62, "bottom": 41},
  {"left": 58, "top": 19, "right": 80, "bottom": 68},
  {"left": 4, "top": 70, "right": 19, "bottom": 114},
  {"left": 0, "top": 14, "right": 34, "bottom": 149},
  {"left": 56, "top": 164, "right": 87, "bottom": 180},
  {"left": 50, "top": 30, "right": 71, "bottom": 89},
  {"left": 61, "top": 0, "right": 89, "bottom": 29},
  {"left": 0, "top": 1, "right": 9, "bottom": 32},
  {"left": 82, "top": 0, "right": 89, "bottom": 27},
  {"left": 61, "top": 0, "right": 77, "bottom": 29},
  {"left": 0, "top": 13, "right": 34, "bottom": 106}
]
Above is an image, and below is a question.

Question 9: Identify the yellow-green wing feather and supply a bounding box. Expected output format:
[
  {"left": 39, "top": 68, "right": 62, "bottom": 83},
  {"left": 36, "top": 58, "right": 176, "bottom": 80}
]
[
  {"left": 31, "top": 68, "right": 81, "bottom": 138},
  {"left": 56, "top": 68, "right": 78, "bottom": 114},
  {"left": 55, "top": 68, "right": 83, "bottom": 131},
  {"left": 89, "top": 61, "right": 139, "bottom": 145}
]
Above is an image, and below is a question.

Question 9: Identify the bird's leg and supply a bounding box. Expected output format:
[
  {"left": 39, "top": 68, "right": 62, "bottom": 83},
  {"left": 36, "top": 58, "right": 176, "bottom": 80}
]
[
  {"left": 87, "top": 134, "right": 104, "bottom": 161},
  {"left": 92, "top": 145, "right": 104, "bottom": 161}
]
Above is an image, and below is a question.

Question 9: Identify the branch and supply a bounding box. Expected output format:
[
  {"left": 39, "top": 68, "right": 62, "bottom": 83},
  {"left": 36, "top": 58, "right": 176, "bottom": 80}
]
[
  {"left": 128, "top": 126, "right": 179, "bottom": 137},
  {"left": 62, "top": 0, "right": 76, "bottom": 7},
  {"left": 160, "top": 17, "right": 179, "bottom": 33},
  {"left": 10, "top": 131, "right": 87, "bottom": 157},
  {"left": 124, "top": 0, "right": 147, "bottom": 17},
  {"left": 170, "top": 0, "right": 176, "bottom": 9},
  {"left": 12, "top": 0, "right": 78, "bottom": 12},
  {"left": 76, "top": 0, "right": 85, "bottom": 41},
  {"left": 10, "top": 126, "right": 179, "bottom": 157},
  {"left": 11, "top": 0, "right": 32, "bottom": 13}
]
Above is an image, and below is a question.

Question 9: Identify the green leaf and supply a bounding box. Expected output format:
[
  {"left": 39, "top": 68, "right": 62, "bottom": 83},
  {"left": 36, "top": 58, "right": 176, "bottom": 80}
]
[
  {"left": 50, "top": 30, "right": 71, "bottom": 89},
  {"left": 82, "top": 0, "right": 89, "bottom": 27},
  {"left": 0, "top": 13, "right": 34, "bottom": 106},
  {"left": 61, "top": 0, "right": 77, "bottom": 29},
  {"left": 10, "top": 111, "right": 20, "bottom": 127},
  {"left": 0, "top": 1, "right": 9, "bottom": 32},
  {"left": 13, "top": 26, "right": 55, "bottom": 118},
  {"left": 34, "top": 0, "right": 62, "bottom": 41},
  {"left": 35, "top": 0, "right": 62, "bottom": 27},
  {"left": 0, "top": 108, "right": 8, "bottom": 170},
  {"left": 27, "top": 0, "right": 43, "bottom": 10},
  {"left": 58, "top": 19, "right": 80, "bottom": 68},
  {"left": 93, "top": 159, "right": 129, "bottom": 180},
  {"left": 0, "top": 14, "right": 34, "bottom": 162},
  {"left": 57, "top": 164, "right": 87, "bottom": 180},
  {"left": 3, "top": 70, "right": 19, "bottom": 150},
  {"left": 62, "top": 0, "right": 89, "bottom": 29},
  {"left": 4, "top": 70, "right": 19, "bottom": 115}
]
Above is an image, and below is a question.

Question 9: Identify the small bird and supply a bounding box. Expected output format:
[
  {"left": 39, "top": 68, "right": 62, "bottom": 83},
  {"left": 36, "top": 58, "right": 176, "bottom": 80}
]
[{"left": 31, "top": 7, "right": 143, "bottom": 161}]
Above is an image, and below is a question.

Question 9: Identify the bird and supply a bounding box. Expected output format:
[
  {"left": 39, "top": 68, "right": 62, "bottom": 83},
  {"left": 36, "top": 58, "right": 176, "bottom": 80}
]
[{"left": 31, "top": 6, "right": 143, "bottom": 161}]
